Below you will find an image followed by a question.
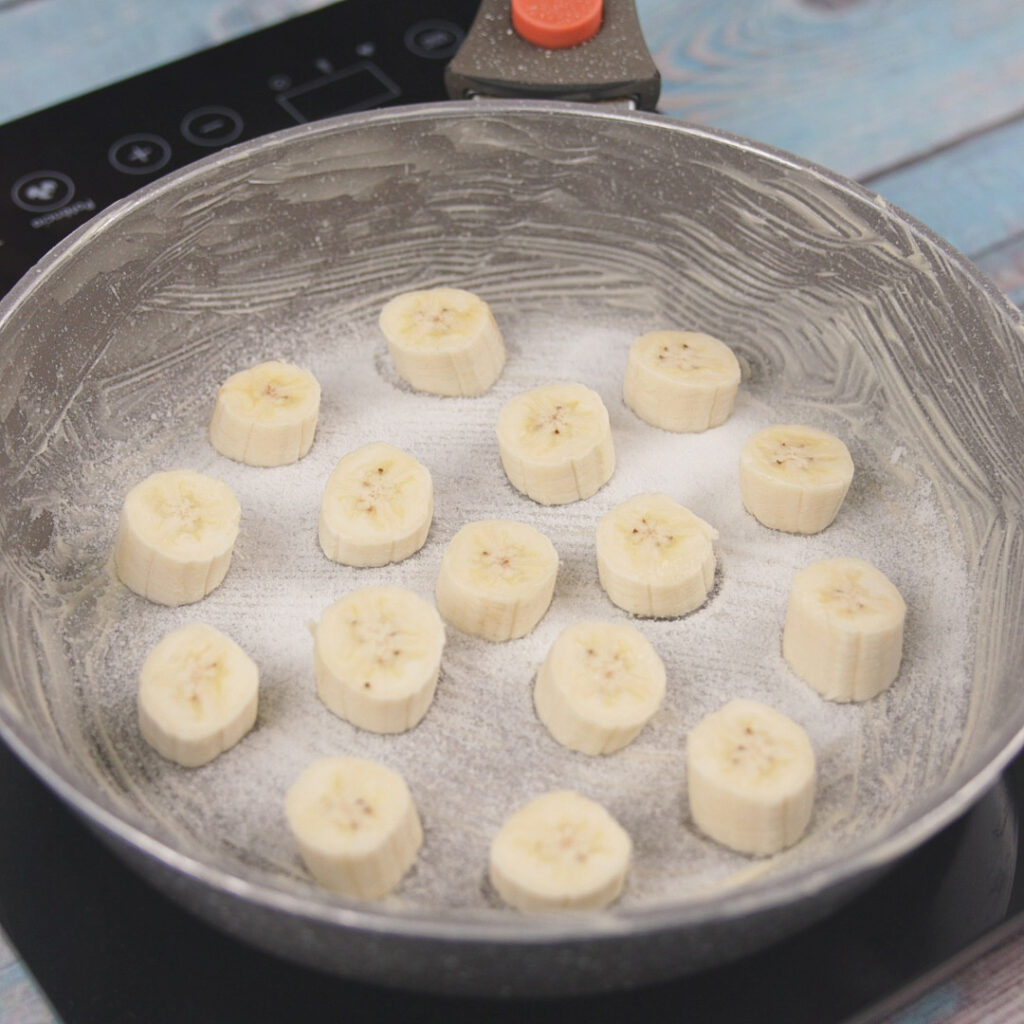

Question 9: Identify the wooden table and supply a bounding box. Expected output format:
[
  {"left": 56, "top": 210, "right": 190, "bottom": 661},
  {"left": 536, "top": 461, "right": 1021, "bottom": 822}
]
[{"left": 1, "top": 1, "right": 1022, "bottom": 1021}]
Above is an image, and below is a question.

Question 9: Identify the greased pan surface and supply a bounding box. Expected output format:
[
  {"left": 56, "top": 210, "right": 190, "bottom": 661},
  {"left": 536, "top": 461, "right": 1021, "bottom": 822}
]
[{"left": 1, "top": 103, "right": 1023, "bottom": 995}]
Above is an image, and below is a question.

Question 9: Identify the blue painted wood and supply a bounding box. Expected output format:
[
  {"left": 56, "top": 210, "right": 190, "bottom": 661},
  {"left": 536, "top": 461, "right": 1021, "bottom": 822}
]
[
  {"left": 0, "top": 930, "right": 57, "bottom": 1024},
  {"left": 866, "top": 117, "right": 1024, "bottom": 259},
  {"left": 636, "top": 0, "right": 1024, "bottom": 181},
  {"left": 976, "top": 239, "right": 1024, "bottom": 310},
  {"left": 636, "top": 0, "right": 1024, "bottom": 308},
  {"left": 864, "top": 117, "right": 1024, "bottom": 308}
]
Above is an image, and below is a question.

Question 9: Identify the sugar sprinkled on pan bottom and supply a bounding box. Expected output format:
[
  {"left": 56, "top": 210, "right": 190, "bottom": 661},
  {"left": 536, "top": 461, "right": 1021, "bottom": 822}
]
[{"left": 43, "top": 308, "right": 972, "bottom": 913}]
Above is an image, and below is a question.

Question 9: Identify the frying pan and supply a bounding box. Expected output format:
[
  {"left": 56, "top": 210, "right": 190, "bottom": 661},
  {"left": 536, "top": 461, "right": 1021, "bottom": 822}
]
[{"left": 2, "top": 5, "right": 1024, "bottom": 1000}]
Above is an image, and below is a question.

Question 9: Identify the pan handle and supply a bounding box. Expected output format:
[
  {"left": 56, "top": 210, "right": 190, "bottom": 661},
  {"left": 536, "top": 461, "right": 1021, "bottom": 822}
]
[{"left": 445, "top": 0, "right": 661, "bottom": 110}]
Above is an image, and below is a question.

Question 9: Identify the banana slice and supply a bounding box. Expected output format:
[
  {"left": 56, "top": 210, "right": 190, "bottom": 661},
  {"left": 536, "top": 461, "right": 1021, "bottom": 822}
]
[
  {"left": 623, "top": 330, "right": 741, "bottom": 432},
  {"left": 686, "top": 699, "right": 816, "bottom": 857},
  {"left": 114, "top": 469, "right": 241, "bottom": 606},
  {"left": 739, "top": 424, "right": 854, "bottom": 534},
  {"left": 595, "top": 493, "right": 718, "bottom": 618},
  {"left": 318, "top": 442, "right": 433, "bottom": 568},
  {"left": 496, "top": 382, "right": 615, "bottom": 505},
  {"left": 783, "top": 556, "right": 906, "bottom": 702},
  {"left": 138, "top": 623, "right": 258, "bottom": 767},
  {"left": 534, "top": 621, "right": 666, "bottom": 755},
  {"left": 285, "top": 756, "right": 423, "bottom": 899},
  {"left": 489, "top": 790, "right": 632, "bottom": 911},
  {"left": 313, "top": 586, "right": 445, "bottom": 734},
  {"left": 379, "top": 287, "right": 506, "bottom": 396},
  {"left": 208, "top": 360, "right": 321, "bottom": 467},
  {"left": 435, "top": 520, "right": 559, "bottom": 641}
]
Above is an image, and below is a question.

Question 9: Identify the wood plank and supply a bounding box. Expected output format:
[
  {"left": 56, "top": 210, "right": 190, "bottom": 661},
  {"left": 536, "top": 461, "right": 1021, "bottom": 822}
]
[
  {"left": 638, "top": 0, "right": 1024, "bottom": 180},
  {"left": 975, "top": 237, "right": 1024, "bottom": 311},
  {"left": 0, "top": 928, "right": 56, "bottom": 1024},
  {"left": 864, "top": 116, "right": 1024, "bottom": 257},
  {"left": 863, "top": 115, "right": 1024, "bottom": 309}
]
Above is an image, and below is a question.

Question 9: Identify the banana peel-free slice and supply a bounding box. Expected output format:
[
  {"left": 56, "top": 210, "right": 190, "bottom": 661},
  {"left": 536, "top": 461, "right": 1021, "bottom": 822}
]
[
  {"left": 534, "top": 621, "right": 666, "bottom": 755},
  {"left": 138, "top": 623, "right": 258, "bottom": 767},
  {"left": 379, "top": 287, "right": 506, "bottom": 397},
  {"left": 319, "top": 442, "right": 433, "bottom": 568},
  {"left": 687, "top": 699, "right": 816, "bottom": 856},
  {"left": 285, "top": 756, "right": 423, "bottom": 899},
  {"left": 209, "top": 359, "right": 321, "bottom": 467},
  {"left": 313, "top": 586, "right": 446, "bottom": 734},
  {"left": 114, "top": 469, "right": 241, "bottom": 607},
  {"left": 496, "top": 381, "right": 615, "bottom": 505},
  {"left": 783, "top": 556, "right": 906, "bottom": 702},
  {"left": 435, "top": 519, "right": 559, "bottom": 642},
  {"left": 596, "top": 493, "right": 718, "bottom": 618},
  {"left": 623, "top": 329, "right": 741, "bottom": 433},
  {"left": 740, "top": 424, "right": 854, "bottom": 534},
  {"left": 489, "top": 790, "right": 632, "bottom": 911}
]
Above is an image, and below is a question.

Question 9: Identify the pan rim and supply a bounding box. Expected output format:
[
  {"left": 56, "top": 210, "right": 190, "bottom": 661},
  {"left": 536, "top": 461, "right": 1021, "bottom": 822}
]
[
  {"left": 2, "top": 98, "right": 1023, "bottom": 948},
  {"left": 4, "top": 99, "right": 1022, "bottom": 333},
  {"left": 2, "top": 707, "right": 1022, "bottom": 944}
]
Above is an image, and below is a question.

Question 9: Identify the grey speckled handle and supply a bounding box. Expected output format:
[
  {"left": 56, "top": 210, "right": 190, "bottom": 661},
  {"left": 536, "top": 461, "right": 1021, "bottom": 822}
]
[{"left": 445, "top": 0, "right": 661, "bottom": 108}]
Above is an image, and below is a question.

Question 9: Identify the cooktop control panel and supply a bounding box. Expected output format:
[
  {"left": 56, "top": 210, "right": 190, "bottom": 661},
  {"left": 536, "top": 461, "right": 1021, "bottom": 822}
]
[{"left": 0, "top": 0, "right": 479, "bottom": 297}]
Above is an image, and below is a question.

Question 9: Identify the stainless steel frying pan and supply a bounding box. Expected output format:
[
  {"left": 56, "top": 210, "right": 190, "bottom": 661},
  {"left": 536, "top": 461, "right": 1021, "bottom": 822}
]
[{"left": 1, "top": 10, "right": 1023, "bottom": 1000}]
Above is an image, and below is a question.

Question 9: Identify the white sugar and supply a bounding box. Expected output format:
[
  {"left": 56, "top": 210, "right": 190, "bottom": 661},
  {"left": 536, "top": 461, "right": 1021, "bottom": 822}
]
[{"left": 43, "top": 303, "right": 973, "bottom": 913}]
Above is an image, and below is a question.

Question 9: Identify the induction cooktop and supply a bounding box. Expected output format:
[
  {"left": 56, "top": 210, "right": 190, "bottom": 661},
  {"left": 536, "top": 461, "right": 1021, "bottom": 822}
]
[{"left": 1, "top": 3, "right": 1022, "bottom": 1021}]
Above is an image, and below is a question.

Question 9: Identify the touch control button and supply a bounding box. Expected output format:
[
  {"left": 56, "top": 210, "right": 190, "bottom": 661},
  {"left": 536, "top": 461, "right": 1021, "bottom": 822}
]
[
  {"left": 404, "top": 20, "right": 464, "bottom": 59},
  {"left": 109, "top": 134, "right": 172, "bottom": 175},
  {"left": 11, "top": 171, "right": 75, "bottom": 212},
  {"left": 181, "top": 106, "right": 244, "bottom": 147}
]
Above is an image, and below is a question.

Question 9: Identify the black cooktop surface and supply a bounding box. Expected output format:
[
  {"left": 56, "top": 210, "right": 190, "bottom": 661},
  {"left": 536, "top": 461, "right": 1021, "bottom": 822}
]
[
  {"left": 0, "top": 0, "right": 478, "bottom": 296},
  {"left": 2, "top": 734, "right": 1022, "bottom": 1024}
]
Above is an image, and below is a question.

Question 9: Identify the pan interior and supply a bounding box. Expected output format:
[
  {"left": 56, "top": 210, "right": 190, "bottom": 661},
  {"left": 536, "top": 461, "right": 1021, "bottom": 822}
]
[{"left": 1, "top": 104, "right": 1022, "bottom": 931}]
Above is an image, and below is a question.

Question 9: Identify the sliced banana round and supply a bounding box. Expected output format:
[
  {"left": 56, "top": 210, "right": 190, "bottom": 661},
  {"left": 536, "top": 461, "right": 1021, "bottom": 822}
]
[
  {"left": 534, "top": 621, "right": 666, "bottom": 755},
  {"left": 489, "top": 790, "right": 632, "bottom": 911},
  {"left": 318, "top": 442, "right": 433, "bottom": 568},
  {"left": 285, "top": 756, "right": 423, "bottom": 900},
  {"left": 783, "top": 556, "right": 906, "bottom": 702},
  {"left": 596, "top": 492, "right": 718, "bottom": 618},
  {"left": 208, "top": 359, "right": 321, "bottom": 467},
  {"left": 623, "top": 330, "right": 741, "bottom": 432},
  {"left": 686, "top": 699, "right": 816, "bottom": 857},
  {"left": 138, "top": 623, "right": 258, "bottom": 768},
  {"left": 114, "top": 469, "right": 241, "bottom": 607},
  {"left": 739, "top": 424, "right": 854, "bottom": 534},
  {"left": 379, "top": 286, "right": 506, "bottom": 396},
  {"left": 313, "top": 586, "right": 445, "bottom": 734},
  {"left": 496, "top": 382, "right": 615, "bottom": 505},
  {"left": 435, "top": 519, "right": 559, "bottom": 642}
]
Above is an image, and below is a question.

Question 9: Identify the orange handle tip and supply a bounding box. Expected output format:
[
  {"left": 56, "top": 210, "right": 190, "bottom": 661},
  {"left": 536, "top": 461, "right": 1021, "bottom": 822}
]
[{"left": 511, "top": 0, "right": 603, "bottom": 49}]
